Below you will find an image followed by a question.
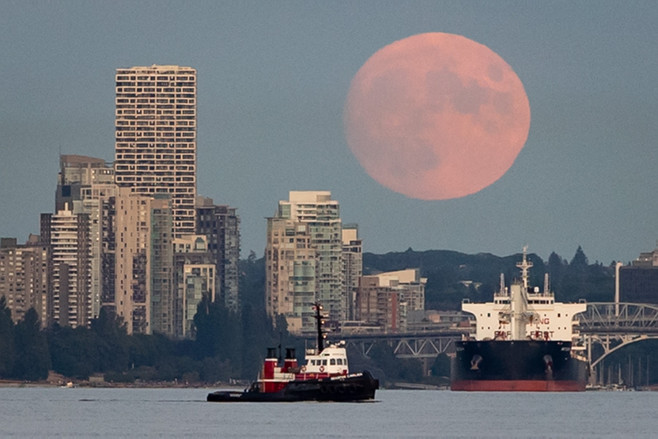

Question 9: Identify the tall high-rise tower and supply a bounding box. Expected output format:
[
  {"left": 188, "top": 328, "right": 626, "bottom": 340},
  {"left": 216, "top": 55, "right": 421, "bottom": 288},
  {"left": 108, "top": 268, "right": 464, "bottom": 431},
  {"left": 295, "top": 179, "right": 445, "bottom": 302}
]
[
  {"left": 265, "top": 191, "right": 343, "bottom": 334},
  {"left": 42, "top": 205, "right": 92, "bottom": 328},
  {"left": 114, "top": 65, "right": 197, "bottom": 238}
]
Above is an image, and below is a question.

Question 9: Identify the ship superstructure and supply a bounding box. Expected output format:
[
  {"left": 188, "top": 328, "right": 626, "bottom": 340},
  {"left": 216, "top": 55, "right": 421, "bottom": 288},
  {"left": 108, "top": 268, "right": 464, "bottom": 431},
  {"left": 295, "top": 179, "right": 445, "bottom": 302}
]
[{"left": 463, "top": 250, "right": 587, "bottom": 343}]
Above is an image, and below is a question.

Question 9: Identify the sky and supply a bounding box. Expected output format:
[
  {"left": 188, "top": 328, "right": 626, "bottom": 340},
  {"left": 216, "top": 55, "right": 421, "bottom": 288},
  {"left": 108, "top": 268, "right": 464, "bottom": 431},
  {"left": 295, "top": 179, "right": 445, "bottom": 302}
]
[{"left": 1, "top": 1, "right": 657, "bottom": 265}]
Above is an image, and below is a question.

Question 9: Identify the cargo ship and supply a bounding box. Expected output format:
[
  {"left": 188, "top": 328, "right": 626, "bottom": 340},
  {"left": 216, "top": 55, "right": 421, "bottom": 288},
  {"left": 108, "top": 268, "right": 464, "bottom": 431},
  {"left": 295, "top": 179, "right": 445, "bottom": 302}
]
[
  {"left": 451, "top": 248, "right": 589, "bottom": 391},
  {"left": 207, "top": 304, "right": 379, "bottom": 402}
]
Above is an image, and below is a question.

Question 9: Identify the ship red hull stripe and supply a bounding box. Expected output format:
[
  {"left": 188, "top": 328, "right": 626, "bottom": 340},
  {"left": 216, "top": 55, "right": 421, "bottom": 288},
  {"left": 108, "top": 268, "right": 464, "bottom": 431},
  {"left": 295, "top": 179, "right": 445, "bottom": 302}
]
[{"left": 451, "top": 380, "right": 585, "bottom": 392}]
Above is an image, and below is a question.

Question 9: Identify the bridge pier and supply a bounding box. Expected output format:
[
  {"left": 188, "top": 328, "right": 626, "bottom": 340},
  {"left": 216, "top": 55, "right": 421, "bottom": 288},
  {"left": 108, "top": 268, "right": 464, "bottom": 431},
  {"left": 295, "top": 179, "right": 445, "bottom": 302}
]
[{"left": 421, "top": 357, "right": 431, "bottom": 377}]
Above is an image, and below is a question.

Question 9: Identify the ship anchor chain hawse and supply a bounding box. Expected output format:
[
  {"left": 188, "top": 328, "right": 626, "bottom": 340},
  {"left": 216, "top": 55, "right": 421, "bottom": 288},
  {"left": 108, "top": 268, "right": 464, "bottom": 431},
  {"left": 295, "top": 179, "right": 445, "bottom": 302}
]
[{"left": 207, "top": 303, "right": 379, "bottom": 402}]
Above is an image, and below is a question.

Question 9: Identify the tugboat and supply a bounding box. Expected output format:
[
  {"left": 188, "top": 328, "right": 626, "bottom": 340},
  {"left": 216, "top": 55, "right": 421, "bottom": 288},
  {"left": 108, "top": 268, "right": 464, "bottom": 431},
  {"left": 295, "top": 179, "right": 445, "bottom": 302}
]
[
  {"left": 451, "top": 247, "right": 589, "bottom": 391},
  {"left": 207, "top": 304, "right": 379, "bottom": 402}
]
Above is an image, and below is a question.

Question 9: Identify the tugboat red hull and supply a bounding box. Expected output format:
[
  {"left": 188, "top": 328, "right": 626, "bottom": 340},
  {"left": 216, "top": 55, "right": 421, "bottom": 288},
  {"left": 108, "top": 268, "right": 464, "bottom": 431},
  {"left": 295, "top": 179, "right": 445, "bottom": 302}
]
[{"left": 207, "top": 371, "right": 379, "bottom": 402}]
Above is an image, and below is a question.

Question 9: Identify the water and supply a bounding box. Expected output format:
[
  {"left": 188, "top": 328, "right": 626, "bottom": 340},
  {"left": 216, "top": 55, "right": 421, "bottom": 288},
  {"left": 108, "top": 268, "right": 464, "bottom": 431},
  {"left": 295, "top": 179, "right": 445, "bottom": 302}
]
[{"left": 0, "top": 387, "right": 655, "bottom": 438}]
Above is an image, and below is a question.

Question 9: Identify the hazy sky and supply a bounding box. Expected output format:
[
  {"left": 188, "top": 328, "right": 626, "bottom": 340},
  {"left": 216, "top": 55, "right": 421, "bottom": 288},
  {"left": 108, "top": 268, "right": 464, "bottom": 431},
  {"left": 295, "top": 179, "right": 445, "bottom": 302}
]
[{"left": 1, "top": 1, "right": 657, "bottom": 264}]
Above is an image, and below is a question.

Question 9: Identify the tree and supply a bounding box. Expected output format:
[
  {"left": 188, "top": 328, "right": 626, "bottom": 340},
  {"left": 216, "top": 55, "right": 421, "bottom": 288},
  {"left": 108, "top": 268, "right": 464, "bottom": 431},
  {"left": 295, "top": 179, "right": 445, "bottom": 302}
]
[
  {"left": 240, "top": 302, "right": 282, "bottom": 379},
  {"left": 570, "top": 246, "right": 589, "bottom": 268},
  {"left": 0, "top": 297, "right": 15, "bottom": 377},
  {"left": 239, "top": 252, "right": 265, "bottom": 309},
  {"left": 91, "top": 308, "right": 130, "bottom": 372},
  {"left": 13, "top": 308, "right": 50, "bottom": 380},
  {"left": 193, "top": 297, "right": 243, "bottom": 376},
  {"left": 48, "top": 325, "right": 98, "bottom": 378}
]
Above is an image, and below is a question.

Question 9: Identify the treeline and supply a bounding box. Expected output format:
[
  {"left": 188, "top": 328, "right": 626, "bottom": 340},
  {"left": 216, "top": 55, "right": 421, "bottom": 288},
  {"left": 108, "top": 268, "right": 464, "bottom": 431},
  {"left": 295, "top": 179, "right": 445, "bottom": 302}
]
[
  {"left": 363, "top": 246, "right": 616, "bottom": 309},
  {"left": 0, "top": 295, "right": 288, "bottom": 383},
  {"left": 0, "top": 302, "right": 50, "bottom": 381}
]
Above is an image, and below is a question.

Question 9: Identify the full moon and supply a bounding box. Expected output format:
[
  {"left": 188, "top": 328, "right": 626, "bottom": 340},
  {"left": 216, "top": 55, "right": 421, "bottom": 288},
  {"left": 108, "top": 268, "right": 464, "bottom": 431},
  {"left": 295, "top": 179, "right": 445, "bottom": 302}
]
[{"left": 344, "top": 33, "right": 531, "bottom": 200}]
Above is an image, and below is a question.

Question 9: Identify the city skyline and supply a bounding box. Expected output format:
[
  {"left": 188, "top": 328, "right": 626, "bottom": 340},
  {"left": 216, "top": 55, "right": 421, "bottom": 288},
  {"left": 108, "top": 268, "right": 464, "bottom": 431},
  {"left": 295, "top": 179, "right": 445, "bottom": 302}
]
[{"left": 1, "top": 2, "right": 657, "bottom": 265}]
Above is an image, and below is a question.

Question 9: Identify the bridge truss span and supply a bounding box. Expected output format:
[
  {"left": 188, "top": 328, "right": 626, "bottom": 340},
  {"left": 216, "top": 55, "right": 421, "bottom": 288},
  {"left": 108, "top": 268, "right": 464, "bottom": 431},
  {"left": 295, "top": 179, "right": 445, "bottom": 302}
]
[
  {"left": 578, "top": 302, "right": 658, "bottom": 379},
  {"left": 341, "top": 330, "right": 466, "bottom": 360},
  {"left": 579, "top": 302, "right": 658, "bottom": 334}
]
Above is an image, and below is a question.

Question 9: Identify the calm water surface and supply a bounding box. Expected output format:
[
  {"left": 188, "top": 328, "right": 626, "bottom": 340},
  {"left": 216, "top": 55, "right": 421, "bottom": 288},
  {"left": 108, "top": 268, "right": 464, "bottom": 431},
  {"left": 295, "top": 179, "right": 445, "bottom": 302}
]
[{"left": 0, "top": 387, "right": 655, "bottom": 438}]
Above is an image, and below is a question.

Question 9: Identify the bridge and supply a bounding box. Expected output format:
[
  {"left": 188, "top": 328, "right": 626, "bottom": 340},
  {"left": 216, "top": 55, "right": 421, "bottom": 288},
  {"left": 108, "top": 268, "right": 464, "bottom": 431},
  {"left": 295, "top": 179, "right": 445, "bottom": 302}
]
[
  {"left": 579, "top": 302, "right": 658, "bottom": 384},
  {"left": 333, "top": 302, "right": 658, "bottom": 382}
]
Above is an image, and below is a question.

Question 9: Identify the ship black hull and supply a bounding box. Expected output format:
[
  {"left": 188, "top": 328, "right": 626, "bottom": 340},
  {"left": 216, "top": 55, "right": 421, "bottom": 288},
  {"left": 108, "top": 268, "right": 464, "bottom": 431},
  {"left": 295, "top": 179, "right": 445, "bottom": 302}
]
[
  {"left": 207, "top": 371, "right": 379, "bottom": 402},
  {"left": 451, "top": 340, "right": 588, "bottom": 392}
]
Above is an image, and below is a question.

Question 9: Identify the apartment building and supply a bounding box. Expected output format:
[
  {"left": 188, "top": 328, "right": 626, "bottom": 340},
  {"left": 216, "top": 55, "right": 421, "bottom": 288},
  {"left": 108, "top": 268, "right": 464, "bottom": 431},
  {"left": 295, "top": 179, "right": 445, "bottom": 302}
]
[
  {"left": 42, "top": 205, "right": 92, "bottom": 328},
  {"left": 0, "top": 236, "right": 50, "bottom": 327},
  {"left": 195, "top": 197, "right": 240, "bottom": 312},
  {"left": 265, "top": 191, "right": 343, "bottom": 334},
  {"left": 114, "top": 65, "right": 197, "bottom": 238}
]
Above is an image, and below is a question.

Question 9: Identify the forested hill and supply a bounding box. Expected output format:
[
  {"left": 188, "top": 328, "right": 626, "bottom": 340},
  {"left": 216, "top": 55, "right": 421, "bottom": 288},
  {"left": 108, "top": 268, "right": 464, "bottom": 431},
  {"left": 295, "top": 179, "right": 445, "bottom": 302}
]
[{"left": 362, "top": 247, "right": 616, "bottom": 310}]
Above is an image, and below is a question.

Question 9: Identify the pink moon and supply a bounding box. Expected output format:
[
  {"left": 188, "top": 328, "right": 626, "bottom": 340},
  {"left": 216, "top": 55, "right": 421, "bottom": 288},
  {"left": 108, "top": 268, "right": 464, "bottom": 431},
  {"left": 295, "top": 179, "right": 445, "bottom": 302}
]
[{"left": 344, "top": 32, "right": 531, "bottom": 200}]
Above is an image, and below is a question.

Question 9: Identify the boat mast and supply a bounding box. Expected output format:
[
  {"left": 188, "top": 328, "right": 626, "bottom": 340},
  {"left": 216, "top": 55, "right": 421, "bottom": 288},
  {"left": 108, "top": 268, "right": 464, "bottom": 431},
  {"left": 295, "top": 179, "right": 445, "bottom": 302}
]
[
  {"left": 517, "top": 246, "right": 532, "bottom": 290},
  {"left": 313, "top": 303, "right": 325, "bottom": 352},
  {"left": 510, "top": 247, "right": 532, "bottom": 340}
]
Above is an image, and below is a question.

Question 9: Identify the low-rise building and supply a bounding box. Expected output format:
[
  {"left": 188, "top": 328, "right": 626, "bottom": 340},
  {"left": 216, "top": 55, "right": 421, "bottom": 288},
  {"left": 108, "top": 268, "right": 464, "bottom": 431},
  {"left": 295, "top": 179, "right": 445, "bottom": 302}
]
[
  {"left": 0, "top": 236, "right": 50, "bottom": 327},
  {"left": 619, "top": 245, "right": 658, "bottom": 305},
  {"left": 355, "top": 268, "right": 426, "bottom": 332},
  {"left": 173, "top": 235, "right": 215, "bottom": 338}
]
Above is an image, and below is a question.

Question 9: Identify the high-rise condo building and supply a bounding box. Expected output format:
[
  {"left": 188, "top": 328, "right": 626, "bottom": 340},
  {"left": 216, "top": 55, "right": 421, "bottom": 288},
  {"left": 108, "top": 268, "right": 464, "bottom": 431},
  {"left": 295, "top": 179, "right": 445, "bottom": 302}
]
[
  {"left": 113, "top": 187, "right": 152, "bottom": 334},
  {"left": 342, "top": 224, "right": 362, "bottom": 321},
  {"left": 56, "top": 155, "right": 115, "bottom": 320},
  {"left": 113, "top": 190, "right": 175, "bottom": 335},
  {"left": 41, "top": 205, "right": 92, "bottom": 328},
  {"left": 196, "top": 197, "right": 240, "bottom": 313},
  {"left": 149, "top": 195, "right": 175, "bottom": 335},
  {"left": 114, "top": 65, "right": 197, "bottom": 238},
  {"left": 265, "top": 191, "right": 343, "bottom": 334}
]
